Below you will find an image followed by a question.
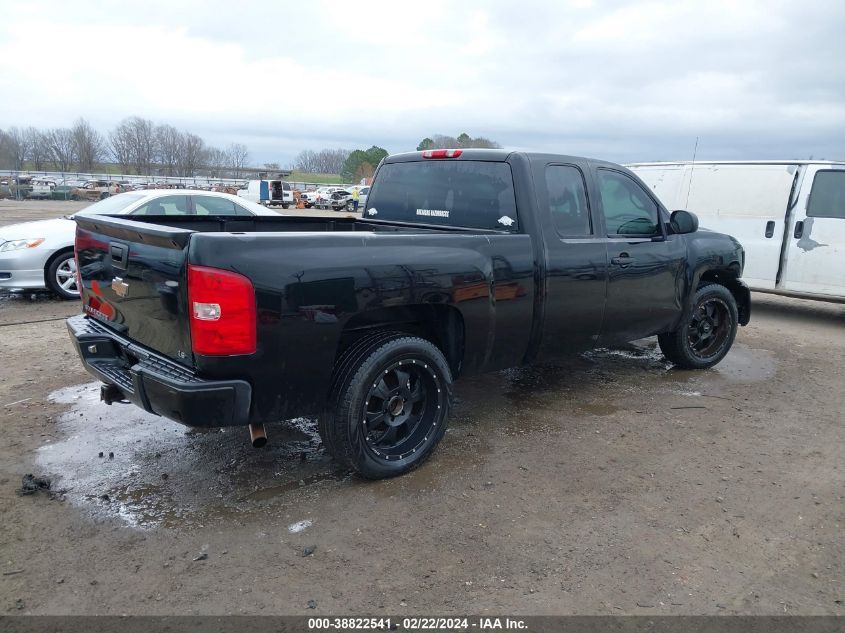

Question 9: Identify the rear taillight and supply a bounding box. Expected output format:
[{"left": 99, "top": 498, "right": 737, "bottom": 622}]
[
  {"left": 187, "top": 264, "right": 256, "bottom": 356},
  {"left": 422, "top": 149, "right": 462, "bottom": 159}
]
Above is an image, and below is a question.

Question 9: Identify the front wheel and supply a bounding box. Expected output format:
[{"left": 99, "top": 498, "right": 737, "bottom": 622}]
[
  {"left": 46, "top": 250, "right": 79, "bottom": 300},
  {"left": 658, "top": 283, "right": 738, "bottom": 369},
  {"left": 319, "top": 333, "right": 452, "bottom": 479}
]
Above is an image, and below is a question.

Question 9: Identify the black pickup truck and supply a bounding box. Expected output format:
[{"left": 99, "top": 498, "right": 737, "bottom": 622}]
[{"left": 68, "top": 149, "right": 750, "bottom": 478}]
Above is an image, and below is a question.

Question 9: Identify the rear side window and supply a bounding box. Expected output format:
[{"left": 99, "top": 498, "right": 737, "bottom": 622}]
[
  {"left": 807, "top": 171, "right": 845, "bottom": 219},
  {"left": 366, "top": 161, "right": 518, "bottom": 231},
  {"left": 193, "top": 196, "right": 248, "bottom": 216},
  {"left": 132, "top": 195, "right": 190, "bottom": 215},
  {"left": 545, "top": 165, "right": 592, "bottom": 236}
]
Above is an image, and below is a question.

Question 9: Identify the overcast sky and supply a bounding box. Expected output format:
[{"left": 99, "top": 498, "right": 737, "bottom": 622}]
[{"left": 1, "top": 0, "right": 843, "bottom": 166}]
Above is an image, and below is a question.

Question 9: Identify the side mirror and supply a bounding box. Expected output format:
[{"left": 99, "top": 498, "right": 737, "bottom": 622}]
[{"left": 670, "top": 209, "right": 699, "bottom": 234}]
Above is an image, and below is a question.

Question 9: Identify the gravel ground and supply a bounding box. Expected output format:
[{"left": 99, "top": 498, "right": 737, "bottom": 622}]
[{"left": 0, "top": 201, "right": 843, "bottom": 616}]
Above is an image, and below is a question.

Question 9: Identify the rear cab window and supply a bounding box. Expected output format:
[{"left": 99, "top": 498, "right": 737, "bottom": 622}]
[{"left": 365, "top": 160, "right": 518, "bottom": 231}]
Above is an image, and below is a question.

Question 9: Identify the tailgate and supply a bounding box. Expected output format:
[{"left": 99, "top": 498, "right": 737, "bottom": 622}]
[{"left": 75, "top": 215, "right": 195, "bottom": 367}]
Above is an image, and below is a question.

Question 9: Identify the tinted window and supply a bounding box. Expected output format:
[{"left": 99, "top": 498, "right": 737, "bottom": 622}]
[
  {"left": 193, "top": 196, "right": 247, "bottom": 216},
  {"left": 132, "top": 195, "right": 190, "bottom": 215},
  {"left": 366, "top": 160, "right": 518, "bottom": 231},
  {"left": 597, "top": 170, "right": 660, "bottom": 236},
  {"left": 545, "top": 165, "right": 591, "bottom": 236},
  {"left": 807, "top": 171, "right": 845, "bottom": 219}
]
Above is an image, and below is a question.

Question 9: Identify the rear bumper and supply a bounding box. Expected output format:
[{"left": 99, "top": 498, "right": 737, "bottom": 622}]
[{"left": 67, "top": 314, "right": 251, "bottom": 427}]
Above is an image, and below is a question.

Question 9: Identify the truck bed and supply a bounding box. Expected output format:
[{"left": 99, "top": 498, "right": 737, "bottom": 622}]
[{"left": 74, "top": 212, "right": 537, "bottom": 422}]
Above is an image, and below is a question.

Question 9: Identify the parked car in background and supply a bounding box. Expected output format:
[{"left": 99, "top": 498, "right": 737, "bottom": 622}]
[
  {"left": 0, "top": 190, "right": 279, "bottom": 300},
  {"left": 304, "top": 186, "right": 344, "bottom": 209},
  {"left": 325, "top": 189, "right": 352, "bottom": 211},
  {"left": 237, "top": 179, "right": 294, "bottom": 208},
  {"left": 28, "top": 179, "right": 56, "bottom": 199},
  {"left": 70, "top": 180, "right": 121, "bottom": 201},
  {"left": 629, "top": 160, "right": 845, "bottom": 302}
]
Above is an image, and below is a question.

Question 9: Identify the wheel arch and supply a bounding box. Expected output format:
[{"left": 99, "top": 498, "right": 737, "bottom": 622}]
[
  {"left": 695, "top": 267, "right": 750, "bottom": 326},
  {"left": 337, "top": 304, "right": 465, "bottom": 378},
  {"left": 43, "top": 245, "right": 75, "bottom": 283}
]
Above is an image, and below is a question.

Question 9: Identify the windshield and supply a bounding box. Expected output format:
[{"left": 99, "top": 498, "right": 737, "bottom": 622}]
[{"left": 74, "top": 193, "right": 146, "bottom": 217}]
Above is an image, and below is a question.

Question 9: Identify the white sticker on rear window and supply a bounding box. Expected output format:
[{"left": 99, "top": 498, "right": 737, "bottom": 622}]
[
  {"left": 498, "top": 215, "right": 515, "bottom": 227},
  {"left": 367, "top": 207, "right": 378, "bottom": 216},
  {"left": 416, "top": 209, "right": 450, "bottom": 218}
]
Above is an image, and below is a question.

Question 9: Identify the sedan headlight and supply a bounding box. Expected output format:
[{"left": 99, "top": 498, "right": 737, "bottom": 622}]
[{"left": 0, "top": 238, "right": 46, "bottom": 252}]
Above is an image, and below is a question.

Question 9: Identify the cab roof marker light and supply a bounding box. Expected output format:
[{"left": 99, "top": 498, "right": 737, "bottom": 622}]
[{"left": 422, "top": 149, "right": 462, "bottom": 159}]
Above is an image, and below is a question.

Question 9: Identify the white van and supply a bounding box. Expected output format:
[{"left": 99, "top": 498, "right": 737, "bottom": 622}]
[
  {"left": 628, "top": 161, "right": 845, "bottom": 302},
  {"left": 237, "top": 180, "right": 293, "bottom": 208}
]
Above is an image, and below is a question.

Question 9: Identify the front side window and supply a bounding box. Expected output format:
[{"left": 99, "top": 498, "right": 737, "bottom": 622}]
[
  {"left": 597, "top": 170, "right": 660, "bottom": 236},
  {"left": 365, "top": 160, "right": 518, "bottom": 231},
  {"left": 131, "top": 195, "right": 190, "bottom": 215},
  {"left": 545, "top": 165, "right": 592, "bottom": 236},
  {"left": 193, "top": 196, "right": 247, "bottom": 216},
  {"left": 807, "top": 170, "right": 845, "bottom": 219}
]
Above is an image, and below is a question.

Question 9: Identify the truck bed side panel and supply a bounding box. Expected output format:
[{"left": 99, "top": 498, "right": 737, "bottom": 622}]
[{"left": 187, "top": 231, "right": 535, "bottom": 422}]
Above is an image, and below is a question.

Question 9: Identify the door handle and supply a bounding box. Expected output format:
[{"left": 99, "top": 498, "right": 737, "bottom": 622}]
[
  {"left": 765, "top": 220, "right": 775, "bottom": 238},
  {"left": 794, "top": 221, "right": 804, "bottom": 239},
  {"left": 611, "top": 253, "right": 635, "bottom": 266}
]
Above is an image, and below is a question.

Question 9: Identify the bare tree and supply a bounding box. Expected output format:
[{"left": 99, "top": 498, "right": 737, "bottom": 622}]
[
  {"left": 24, "top": 127, "right": 51, "bottom": 170},
  {"left": 156, "top": 124, "right": 182, "bottom": 176},
  {"left": 0, "top": 129, "right": 13, "bottom": 169},
  {"left": 225, "top": 143, "right": 249, "bottom": 178},
  {"left": 293, "top": 149, "right": 318, "bottom": 173},
  {"left": 263, "top": 162, "right": 281, "bottom": 171},
  {"left": 71, "top": 118, "right": 105, "bottom": 172},
  {"left": 179, "top": 133, "right": 206, "bottom": 177},
  {"left": 45, "top": 128, "right": 76, "bottom": 171},
  {"left": 5, "top": 127, "right": 30, "bottom": 170},
  {"left": 124, "top": 116, "right": 157, "bottom": 175},
  {"left": 109, "top": 122, "right": 133, "bottom": 173},
  {"left": 205, "top": 147, "right": 227, "bottom": 178}
]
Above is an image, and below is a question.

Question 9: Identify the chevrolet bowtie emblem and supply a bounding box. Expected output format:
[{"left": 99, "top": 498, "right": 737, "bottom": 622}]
[{"left": 111, "top": 277, "right": 129, "bottom": 298}]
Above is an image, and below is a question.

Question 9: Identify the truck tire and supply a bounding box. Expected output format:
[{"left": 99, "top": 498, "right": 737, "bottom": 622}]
[
  {"left": 320, "top": 333, "right": 452, "bottom": 479},
  {"left": 658, "top": 283, "right": 738, "bottom": 369},
  {"left": 46, "top": 250, "right": 79, "bottom": 300}
]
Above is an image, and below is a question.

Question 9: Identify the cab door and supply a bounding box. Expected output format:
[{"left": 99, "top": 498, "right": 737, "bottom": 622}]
[
  {"left": 780, "top": 167, "right": 845, "bottom": 298},
  {"left": 595, "top": 168, "right": 687, "bottom": 345},
  {"left": 535, "top": 162, "right": 609, "bottom": 359}
]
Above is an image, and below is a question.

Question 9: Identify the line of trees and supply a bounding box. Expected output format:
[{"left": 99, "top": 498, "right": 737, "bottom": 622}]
[
  {"left": 0, "top": 117, "right": 252, "bottom": 178},
  {"left": 291, "top": 148, "right": 351, "bottom": 175},
  {"left": 416, "top": 132, "right": 501, "bottom": 151},
  {"left": 291, "top": 145, "right": 388, "bottom": 182}
]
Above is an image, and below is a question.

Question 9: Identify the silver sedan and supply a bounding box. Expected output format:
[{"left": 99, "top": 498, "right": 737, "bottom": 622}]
[{"left": 0, "top": 190, "right": 279, "bottom": 299}]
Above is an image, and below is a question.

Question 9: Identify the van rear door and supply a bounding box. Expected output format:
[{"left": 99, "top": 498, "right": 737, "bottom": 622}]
[{"left": 780, "top": 166, "right": 845, "bottom": 298}]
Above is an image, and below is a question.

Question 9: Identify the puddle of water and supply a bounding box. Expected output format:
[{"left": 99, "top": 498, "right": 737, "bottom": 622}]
[
  {"left": 39, "top": 383, "right": 344, "bottom": 529},
  {"left": 712, "top": 344, "right": 777, "bottom": 382}
]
